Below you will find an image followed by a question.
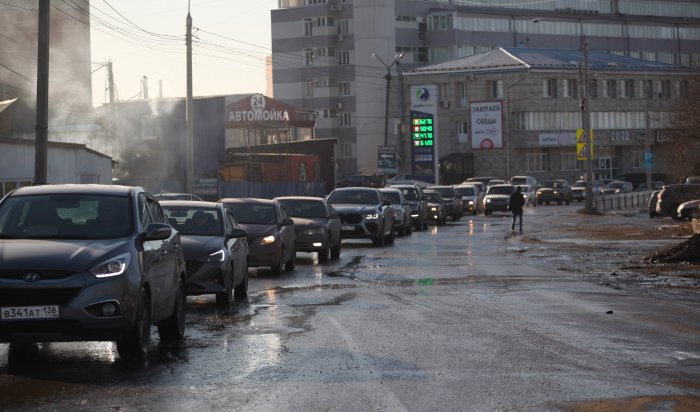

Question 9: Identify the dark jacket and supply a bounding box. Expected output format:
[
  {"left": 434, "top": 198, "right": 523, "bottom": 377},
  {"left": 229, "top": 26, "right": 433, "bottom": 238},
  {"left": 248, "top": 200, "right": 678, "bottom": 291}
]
[{"left": 508, "top": 187, "right": 525, "bottom": 213}]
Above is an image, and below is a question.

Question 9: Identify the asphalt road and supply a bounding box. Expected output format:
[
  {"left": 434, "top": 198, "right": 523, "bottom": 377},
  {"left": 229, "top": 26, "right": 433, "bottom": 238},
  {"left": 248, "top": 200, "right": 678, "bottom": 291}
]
[{"left": 1, "top": 205, "right": 699, "bottom": 411}]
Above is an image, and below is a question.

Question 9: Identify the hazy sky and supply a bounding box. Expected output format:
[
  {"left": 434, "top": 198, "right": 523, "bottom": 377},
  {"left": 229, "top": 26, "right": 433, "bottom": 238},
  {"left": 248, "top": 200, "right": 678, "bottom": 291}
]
[{"left": 90, "top": 0, "right": 277, "bottom": 107}]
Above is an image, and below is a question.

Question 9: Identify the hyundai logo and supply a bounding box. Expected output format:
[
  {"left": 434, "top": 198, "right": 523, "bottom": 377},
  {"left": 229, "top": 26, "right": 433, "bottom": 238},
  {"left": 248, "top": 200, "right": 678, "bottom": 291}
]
[{"left": 22, "top": 272, "right": 41, "bottom": 282}]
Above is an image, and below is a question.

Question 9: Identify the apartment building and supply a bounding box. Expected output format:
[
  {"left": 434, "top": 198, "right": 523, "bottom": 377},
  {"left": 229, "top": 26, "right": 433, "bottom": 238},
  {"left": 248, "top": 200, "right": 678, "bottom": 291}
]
[{"left": 271, "top": 0, "right": 700, "bottom": 179}]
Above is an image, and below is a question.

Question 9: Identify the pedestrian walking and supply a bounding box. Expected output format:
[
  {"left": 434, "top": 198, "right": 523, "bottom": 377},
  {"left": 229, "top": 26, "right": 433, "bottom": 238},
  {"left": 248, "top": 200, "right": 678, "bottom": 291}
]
[{"left": 508, "top": 185, "right": 525, "bottom": 232}]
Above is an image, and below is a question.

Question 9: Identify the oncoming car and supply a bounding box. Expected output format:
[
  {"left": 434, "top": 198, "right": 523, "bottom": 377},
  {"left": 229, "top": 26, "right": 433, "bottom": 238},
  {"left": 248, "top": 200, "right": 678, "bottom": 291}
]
[
  {"left": 0, "top": 184, "right": 186, "bottom": 360},
  {"left": 326, "top": 187, "right": 394, "bottom": 247},
  {"left": 483, "top": 184, "right": 515, "bottom": 216},
  {"left": 275, "top": 196, "right": 342, "bottom": 262}
]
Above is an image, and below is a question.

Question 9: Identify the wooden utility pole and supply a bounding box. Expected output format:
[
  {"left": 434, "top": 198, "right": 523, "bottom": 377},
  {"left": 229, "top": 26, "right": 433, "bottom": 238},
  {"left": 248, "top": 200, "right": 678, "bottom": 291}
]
[{"left": 34, "top": 0, "right": 50, "bottom": 185}]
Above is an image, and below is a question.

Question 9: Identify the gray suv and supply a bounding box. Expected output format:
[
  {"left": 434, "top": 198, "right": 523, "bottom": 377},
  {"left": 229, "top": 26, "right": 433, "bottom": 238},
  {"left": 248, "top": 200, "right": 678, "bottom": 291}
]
[{"left": 0, "top": 184, "right": 186, "bottom": 360}]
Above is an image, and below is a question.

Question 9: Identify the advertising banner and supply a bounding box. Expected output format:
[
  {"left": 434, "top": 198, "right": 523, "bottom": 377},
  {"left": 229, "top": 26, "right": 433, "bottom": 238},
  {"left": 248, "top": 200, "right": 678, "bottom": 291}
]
[{"left": 470, "top": 100, "right": 503, "bottom": 149}]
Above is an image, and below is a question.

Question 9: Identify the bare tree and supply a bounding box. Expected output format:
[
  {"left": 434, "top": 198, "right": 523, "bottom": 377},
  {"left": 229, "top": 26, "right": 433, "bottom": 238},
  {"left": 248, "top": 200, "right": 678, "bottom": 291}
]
[{"left": 666, "top": 69, "right": 700, "bottom": 181}]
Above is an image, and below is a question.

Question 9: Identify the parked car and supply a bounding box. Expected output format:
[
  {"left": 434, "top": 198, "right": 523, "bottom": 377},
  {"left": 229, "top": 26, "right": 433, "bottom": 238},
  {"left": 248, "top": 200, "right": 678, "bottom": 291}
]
[
  {"left": 648, "top": 190, "right": 660, "bottom": 218},
  {"left": 453, "top": 184, "right": 482, "bottom": 215},
  {"left": 676, "top": 199, "right": 700, "bottom": 220},
  {"left": 386, "top": 173, "right": 429, "bottom": 188},
  {"left": 161, "top": 201, "right": 248, "bottom": 305},
  {"left": 483, "top": 184, "right": 515, "bottom": 215},
  {"left": 636, "top": 181, "right": 665, "bottom": 191},
  {"left": 154, "top": 192, "right": 203, "bottom": 201},
  {"left": 219, "top": 198, "right": 296, "bottom": 275},
  {"left": 275, "top": 196, "right": 342, "bottom": 262},
  {"left": 389, "top": 184, "right": 429, "bottom": 231},
  {"left": 686, "top": 176, "right": 700, "bottom": 185},
  {"left": 0, "top": 184, "right": 186, "bottom": 360},
  {"left": 379, "top": 188, "right": 412, "bottom": 236},
  {"left": 422, "top": 189, "right": 447, "bottom": 225},
  {"left": 536, "top": 180, "right": 572, "bottom": 205},
  {"left": 428, "top": 185, "right": 463, "bottom": 221},
  {"left": 571, "top": 180, "right": 586, "bottom": 202},
  {"left": 326, "top": 187, "right": 394, "bottom": 247},
  {"left": 656, "top": 184, "right": 700, "bottom": 220},
  {"left": 605, "top": 180, "right": 634, "bottom": 194}
]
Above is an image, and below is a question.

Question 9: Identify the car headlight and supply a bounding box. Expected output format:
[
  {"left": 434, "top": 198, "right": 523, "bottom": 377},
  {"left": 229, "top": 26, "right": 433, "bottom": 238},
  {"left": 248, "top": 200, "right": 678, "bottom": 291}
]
[
  {"left": 485, "top": 198, "right": 491, "bottom": 203},
  {"left": 365, "top": 213, "right": 380, "bottom": 220},
  {"left": 207, "top": 249, "right": 225, "bottom": 262},
  {"left": 90, "top": 253, "right": 131, "bottom": 278},
  {"left": 430, "top": 206, "right": 438, "bottom": 212},
  {"left": 468, "top": 200, "right": 474, "bottom": 205},
  {"left": 553, "top": 191, "right": 559, "bottom": 195},
  {"left": 261, "top": 235, "right": 276, "bottom": 245},
  {"left": 302, "top": 228, "right": 325, "bottom": 236}
]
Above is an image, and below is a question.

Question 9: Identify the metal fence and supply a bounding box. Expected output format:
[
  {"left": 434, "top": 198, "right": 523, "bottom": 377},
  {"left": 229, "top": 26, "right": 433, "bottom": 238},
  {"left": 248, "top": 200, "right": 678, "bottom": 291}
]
[{"left": 592, "top": 190, "right": 653, "bottom": 212}]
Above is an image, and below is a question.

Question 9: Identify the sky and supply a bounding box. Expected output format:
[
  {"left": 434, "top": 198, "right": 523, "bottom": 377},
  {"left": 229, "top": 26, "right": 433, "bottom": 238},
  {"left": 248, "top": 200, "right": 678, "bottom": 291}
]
[{"left": 90, "top": 0, "right": 277, "bottom": 108}]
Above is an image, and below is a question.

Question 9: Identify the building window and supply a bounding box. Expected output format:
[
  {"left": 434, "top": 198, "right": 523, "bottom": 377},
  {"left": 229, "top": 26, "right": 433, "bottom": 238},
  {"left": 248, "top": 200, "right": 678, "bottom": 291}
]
[
  {"left": 305, "top": 81, "right": 314, "bottom": 97},
  {"left": 316, "top": 78, "right": 336, "bottom": 88},
  {"left": 603, "top": 79, "right": 617, "bottom": 98},
  {"left": 321, "top": 109, "right": 336, "bottom": 118},
  {"left": 680, "top": 79, "right": 689, "bottom": 98},
  {"left": 632, "top": 150, "right": 644, "bottom": 169},
  {"left": 427, "top": 14, "right": 453, "bottom": 31},
  {"left": 561, "top": 152, "right": 582, "bottom": 171},
  {"left": 338, "top": 81, "right": 350, "bottom": 96},
  {"left": 304, "top": 48, "right": 313, "bottom": 66},
  {"left": 338, "top": 50, "right": 350, "bottom": 65},
  {"left": 543, "top": 79, "right": 557, "bottom": 98},
  {"left": 513, "top": 112, "right": 528, "bottom": 130},
  {"left": 338, "top": 19, "right": 349, "bottom": 34},
  {"left": 562, "top": 79, "right": 577, "bottom": 98},
  {"left": 141, "top": 115, "right": 158, "bottom": 140},
  {"left": 641, "top": 80, "right": 654, "bottom": 98},
  {"left": 457, "top": 121, "right": 468, "bottom": 143},
  {"left": 525, "top": 150, "right": 547, "bottom": 172},
  {"left": 588, "top": 79, "right": 598, "bottom": 99},
  {"left": 338, "top": 143, "right": 353, "bottom": 159},
  {"left": 304, "top": 18, "right": 313, "bottom": 36},
  {"left": 439, "top": 83, "right": 451, "bottom": 101},
  {"left": 621, "top": 79, "right": 635, "bottom": 98},
  {"left": 458, "top": 82, "right": 468, "bottom": 107},
  {"left": 340, "top": 112, "right": 351, "bottom": 127},
  {"left": 487, "top": 80, "right": 503, "bottom": 99},
  {"left": 658, "top": 80, "right": 671, "bottom": 98}
]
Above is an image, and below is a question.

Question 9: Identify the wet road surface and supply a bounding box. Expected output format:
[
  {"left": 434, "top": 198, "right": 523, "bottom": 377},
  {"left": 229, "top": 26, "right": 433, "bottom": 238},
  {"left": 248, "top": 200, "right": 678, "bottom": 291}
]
[{"left": 1, "top": 205, "right": 700, "bottom": 411}]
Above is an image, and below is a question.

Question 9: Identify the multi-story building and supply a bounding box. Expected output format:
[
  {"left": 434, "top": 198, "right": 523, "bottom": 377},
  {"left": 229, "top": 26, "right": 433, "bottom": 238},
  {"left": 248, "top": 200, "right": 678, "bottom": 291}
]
[
  {"left": 271, "top": 0, "right": 700, "bottom": 179},
  {"left": 401, "top": 47, "right": 693, "bottom": 185}
]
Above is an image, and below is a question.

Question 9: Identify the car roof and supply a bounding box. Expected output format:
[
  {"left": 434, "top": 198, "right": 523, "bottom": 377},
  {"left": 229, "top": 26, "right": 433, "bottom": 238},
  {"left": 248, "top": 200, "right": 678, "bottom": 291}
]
[
  {"left": 274, "top": 196, "right": 325, "bottom": 202},
  {"left": 10, "top": 184, "right": 139, "bottom": 197},
  {"left": 159, "top": 200, "right": 221, "bottom": 209},
  {"left": 331, "top": 187, "right": 378, "bottom": 192},
  {"left": 378, "top": 187, "right": 400, "bottom": 192},
  {"left": 218, "top": 197, "right": 276, "bottom": 205}
]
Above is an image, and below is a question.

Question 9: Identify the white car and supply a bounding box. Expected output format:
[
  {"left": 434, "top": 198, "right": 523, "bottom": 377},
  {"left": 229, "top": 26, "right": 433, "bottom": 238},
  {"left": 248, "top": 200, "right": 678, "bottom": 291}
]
[{"left": 519, "top": 184, "right": 536, "bottom": 206}]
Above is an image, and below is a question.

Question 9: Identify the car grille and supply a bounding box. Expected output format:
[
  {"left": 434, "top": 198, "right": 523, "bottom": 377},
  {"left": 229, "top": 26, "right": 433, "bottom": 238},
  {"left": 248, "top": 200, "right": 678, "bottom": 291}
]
[
  {"left": 185, "top": 260, "right": 204, "bottom": 274},
  {"left": 339, "top": 213, "right": 363, "bottom": 224},
  {"left": 0, "top": 270, "right": 77, "bottom": 281},
  {"left": 489, "top": 198, "right": 508, "bottom": 206},
  {"left": 0, "top": 288, "right": 81, "bottom": 306}
]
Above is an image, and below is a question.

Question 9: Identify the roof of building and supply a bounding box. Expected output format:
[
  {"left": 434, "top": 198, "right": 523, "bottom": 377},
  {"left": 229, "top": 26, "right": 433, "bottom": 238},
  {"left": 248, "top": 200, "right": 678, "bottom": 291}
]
[{"left": 404, "top": 47, "right": 687, "bottom": 76}]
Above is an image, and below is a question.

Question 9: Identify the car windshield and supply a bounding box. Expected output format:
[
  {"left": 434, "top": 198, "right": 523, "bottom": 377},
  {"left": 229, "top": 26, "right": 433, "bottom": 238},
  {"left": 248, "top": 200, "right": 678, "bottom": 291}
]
[
  {"left": 607, "top": 182, "right": 626, "bottom": 189},
  {"left": 542, "top": 181, "right": 565, "bottom": 189},
  {"left": 487, "top": 186, "right": 515, "bottom": 195},
  {"left": 433, "top": 187, "right": 454, "bottom": 198},
  {"left": 573, "top": 181, "right": 586, "bottom": 188},
  {"left": 454, "top": 187, "right": 475, "bottom": 196},
  {"left": 380, "top": 191, "right": 401, "bottom": 204},
  {"left": 277, "top": 199, "right": 326, "bottom": 218},
  {"left": 327, "top": 189, "right": 380, "bottom": 205},
  {"left": 226, "top": 203, "right": 276, "bottom": 225},
  {"left": 0, "top": 194, "right": 131, "bottom": 239},
  {"left": 510, "top": 178, "right": 527, "bottom": 185},
  {"left": 424, "top": 192, "right": 441, "bottom": 202},
  {"left": 162, "top": 206, "right": 222, "bottom": 236},
  {"left": 398, "top": 188, "right": 419, "bottom": 201}
]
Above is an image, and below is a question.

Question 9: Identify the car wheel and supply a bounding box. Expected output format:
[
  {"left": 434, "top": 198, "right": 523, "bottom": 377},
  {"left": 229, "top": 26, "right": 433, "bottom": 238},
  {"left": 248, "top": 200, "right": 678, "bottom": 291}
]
[
  {"left": 330, "top": 241, "right": 341, "bottom": 259},
  {"left": 117, "top": 289, "right": 151, "bottom": 360},
  {"left": 271, "top": 250, "right": 284, "bottom": 275},
  {"left": 234, "top": 263, "right": 248, "bottom": 301},
  {"left": 318, "top": 246, "right": 330, "bottom": 262},
  {"left": 285, "top": 249, "right": 296, "bottom": 271},
  {"left": 216, "top": 270, "right": 234, "bottom": 306},
  {"left": 159, "top": 278, "right": 186, "bottom": 340}
]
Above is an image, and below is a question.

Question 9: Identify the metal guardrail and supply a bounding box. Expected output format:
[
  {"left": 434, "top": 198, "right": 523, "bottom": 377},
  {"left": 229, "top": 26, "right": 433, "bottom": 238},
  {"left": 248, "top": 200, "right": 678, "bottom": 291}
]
[{"left": 592, "top": 190, "right": 654, "bottom": 212}]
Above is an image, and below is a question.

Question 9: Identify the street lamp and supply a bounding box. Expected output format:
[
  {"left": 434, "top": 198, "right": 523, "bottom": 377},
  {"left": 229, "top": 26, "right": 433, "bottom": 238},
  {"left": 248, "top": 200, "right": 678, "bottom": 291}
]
[{"left": 371, "top": 52, "right": 405, "bottom": 147}]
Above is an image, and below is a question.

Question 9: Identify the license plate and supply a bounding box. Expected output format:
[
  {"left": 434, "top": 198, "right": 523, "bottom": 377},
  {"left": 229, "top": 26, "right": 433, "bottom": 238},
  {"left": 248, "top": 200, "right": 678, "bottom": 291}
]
[
  {"left": 342, "top": 225, "right": 354, "bottom": 231},
  {"left": 1, "top": 305, "right": 59, "bottom": 320}
]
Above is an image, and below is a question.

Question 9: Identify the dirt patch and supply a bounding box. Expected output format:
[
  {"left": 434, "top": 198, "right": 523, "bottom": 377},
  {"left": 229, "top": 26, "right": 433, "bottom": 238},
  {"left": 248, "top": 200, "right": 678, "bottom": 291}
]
[{"left": 645, "top": 234, "right": 700, "bottom": 263}]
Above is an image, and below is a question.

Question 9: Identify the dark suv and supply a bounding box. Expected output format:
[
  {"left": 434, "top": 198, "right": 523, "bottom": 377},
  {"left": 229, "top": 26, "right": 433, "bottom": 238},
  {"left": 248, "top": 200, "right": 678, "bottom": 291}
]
[
  {"left": 327, "top": 187, "right": 394, "bottom": 246},
  {"left": 0, "top": 184, "right": 186, "bottom": 360},
  {"left": 656, "top": 184, "right": 700, "bottom": 219},
  {"left": 389, "top": 184, "right": 429, "bottom": 231},
  {"left": 428, "top": 185, "right": 463, "bottom": 221},
  {"left": 536, "top": 180, "right": 572, "bottom": 205}
]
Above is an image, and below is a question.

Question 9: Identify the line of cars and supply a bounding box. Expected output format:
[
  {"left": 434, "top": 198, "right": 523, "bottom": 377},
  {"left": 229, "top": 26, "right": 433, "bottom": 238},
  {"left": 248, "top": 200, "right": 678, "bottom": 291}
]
[{"left": 649, "top": 177, "right": 700, "bottom": 220}]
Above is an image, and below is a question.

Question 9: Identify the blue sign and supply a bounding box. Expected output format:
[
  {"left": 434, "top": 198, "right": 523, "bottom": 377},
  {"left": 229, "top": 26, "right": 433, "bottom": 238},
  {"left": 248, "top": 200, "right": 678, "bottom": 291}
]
[{"left": 643, "top": 152, "right": 655, "bottom": 170}]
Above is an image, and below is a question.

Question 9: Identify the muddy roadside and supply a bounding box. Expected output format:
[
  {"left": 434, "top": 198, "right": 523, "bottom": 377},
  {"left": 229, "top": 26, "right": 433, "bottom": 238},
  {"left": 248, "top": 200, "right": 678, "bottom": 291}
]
[{"left": 516, "top": 207, "right": 699, "bottom": 303}]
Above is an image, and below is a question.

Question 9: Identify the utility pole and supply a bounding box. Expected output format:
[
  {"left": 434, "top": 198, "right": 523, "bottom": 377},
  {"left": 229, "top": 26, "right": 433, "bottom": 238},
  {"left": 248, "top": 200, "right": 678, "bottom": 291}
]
[
  {"left": 34, "top": 0, "right": 50, "bottom": 185},
  {"left": 185, "top": 4, "right": 194, "bottom": 194},
  {"left": 582, "top": 38, "right": 594, "bottom": 212}
]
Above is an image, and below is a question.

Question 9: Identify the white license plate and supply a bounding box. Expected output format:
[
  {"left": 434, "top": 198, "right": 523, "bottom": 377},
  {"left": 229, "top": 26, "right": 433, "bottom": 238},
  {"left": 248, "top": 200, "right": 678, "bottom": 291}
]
[
  {"left": 1, "top": 305, "right": 59, "bottom": 320},
  {"left": 342, "top": 225, "right": 354, "bottom": 231}
]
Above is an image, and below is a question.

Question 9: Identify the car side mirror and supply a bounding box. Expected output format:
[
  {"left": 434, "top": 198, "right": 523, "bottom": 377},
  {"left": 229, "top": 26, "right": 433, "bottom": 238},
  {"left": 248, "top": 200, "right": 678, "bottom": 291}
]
[
  {"left": 143, "top": 223, "right": 172, "bottom": 241},
  {"left": 281, "top": 217, "right": 294, "bottom": 226}
]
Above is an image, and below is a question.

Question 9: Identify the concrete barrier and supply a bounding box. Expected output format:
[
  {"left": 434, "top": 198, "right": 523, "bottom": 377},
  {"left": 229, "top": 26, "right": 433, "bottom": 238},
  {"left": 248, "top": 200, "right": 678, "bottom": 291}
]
[{"left": 592, "top": 190, "right": 654, "bottom": 212}]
